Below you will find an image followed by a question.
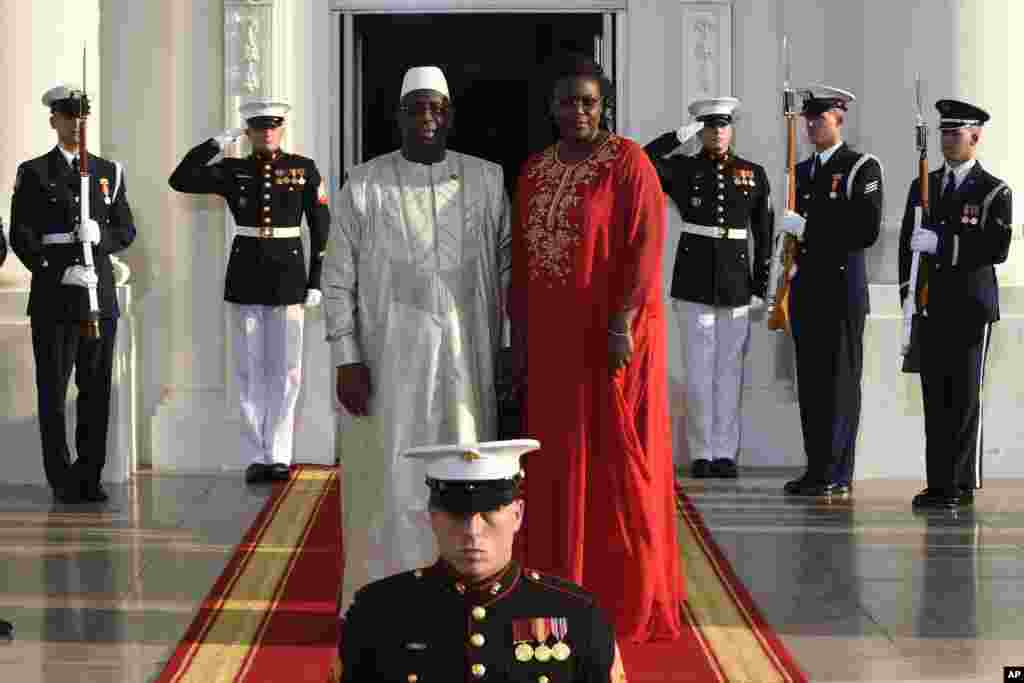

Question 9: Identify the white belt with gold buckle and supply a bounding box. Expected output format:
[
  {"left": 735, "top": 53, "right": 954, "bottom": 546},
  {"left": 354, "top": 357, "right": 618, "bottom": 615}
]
[{"left": 235, "top": 225, "right": 301, "bottom": 239}]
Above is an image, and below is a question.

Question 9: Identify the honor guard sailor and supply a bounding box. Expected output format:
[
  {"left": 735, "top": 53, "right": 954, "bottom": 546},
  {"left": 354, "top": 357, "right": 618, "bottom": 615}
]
[
  {"left": 900, "top": 99, "right": 1012, "bottom": 509},
  {"left": 777, "top": 85, "right": 884, "bottom": 498},
  {"left": 9, "top": 84, "right": 137, "bottom": 504},
  {"left": 337, "top": 439, "right": 627, "bottom": 682},
  {"left": 643, "top": 97, "right": 773, "bottom": 479},
  {"left": 168, "top": 96, "right": 331, "bottom": 484}
]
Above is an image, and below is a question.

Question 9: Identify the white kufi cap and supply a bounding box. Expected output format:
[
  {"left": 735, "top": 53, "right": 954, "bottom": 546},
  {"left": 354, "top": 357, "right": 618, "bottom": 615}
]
[{"left": 400, "top": 66, "right": 450, "bottom": 100}]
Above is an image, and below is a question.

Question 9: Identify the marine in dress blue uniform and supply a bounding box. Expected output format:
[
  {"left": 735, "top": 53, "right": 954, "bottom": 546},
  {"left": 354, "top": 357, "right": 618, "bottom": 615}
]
[
  {"left": 168, "top": 97, "right": 331, "bottom": 483},
  {"left": 777, "top": 86, "right": 884, "bottom": 497},
  {"left": 338, "top": 440, "right": 626, "bottom": 682},
  {"left": 9, "top": 84, "right": 137, "bottom": 504},
  {"left": 644, "top": 97, "right": 773, "bottom": 479},
  {"left": 900, "top": 100, "right": 1012, "bottom": 509}
]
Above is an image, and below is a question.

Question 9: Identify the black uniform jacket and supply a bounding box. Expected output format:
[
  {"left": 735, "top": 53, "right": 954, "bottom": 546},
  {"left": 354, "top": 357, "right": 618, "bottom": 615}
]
[
  {"left": 899, "top": 163, "right": 1012, "bottom": 327},
  {"left": 340, "top": 561, "right": 619, "bottom": 682},
  {"left": 793, "top": 144, "right": 883, "bottom": 316},
  {"left": 646, "top": 141, "right": 773, "bottom": 306},
  {"left": 10, "top": 147, "right": 136, "bottom": 320},
  {"left": 168, "top": 139, "right": 331, "bottom": 305}
]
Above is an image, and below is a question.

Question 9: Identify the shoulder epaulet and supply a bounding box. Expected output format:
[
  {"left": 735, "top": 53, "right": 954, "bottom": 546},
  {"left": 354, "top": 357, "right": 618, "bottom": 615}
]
[{"left": 523, "top": 569, "right": 594, "bottom": 604}]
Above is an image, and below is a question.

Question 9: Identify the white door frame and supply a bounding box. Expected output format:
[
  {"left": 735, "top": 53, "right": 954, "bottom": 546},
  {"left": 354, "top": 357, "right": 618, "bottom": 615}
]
[{"left": 327, "top": 4, "right": 628, "bottom": 191}]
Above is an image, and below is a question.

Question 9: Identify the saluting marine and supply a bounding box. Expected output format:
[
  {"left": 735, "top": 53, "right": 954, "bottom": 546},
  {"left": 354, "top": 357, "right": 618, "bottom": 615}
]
[
  {"left": 168, "top": 97, "right": 331, "bottom": 484},
  {"left": 777, "top": 85, "right": 884, "bottom": 498},
  {"left": 10, "top": 84, "right": 137, "bottom": 504},
  {"left": 644, "top": 97, "right": 773, "bottom": 479},
  {"left": 900, "top": 99, "right": 1012, "bottom": 509},
  {"left": 338, "top": 440, "right": 626, "bottom": 682}
]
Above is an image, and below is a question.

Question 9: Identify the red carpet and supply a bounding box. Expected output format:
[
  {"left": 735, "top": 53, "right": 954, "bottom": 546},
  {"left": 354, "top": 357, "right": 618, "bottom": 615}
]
[{"left": 155, "top": 466, "right": 341, "bottom": 683}]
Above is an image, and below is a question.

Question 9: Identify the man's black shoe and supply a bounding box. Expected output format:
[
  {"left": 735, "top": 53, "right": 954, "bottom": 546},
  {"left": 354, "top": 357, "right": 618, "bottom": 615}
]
[
  {"left": 788, "top": 481, "right": 851, "bottom": 497},
  {"left": 0, "top": 618, "right": 13, "bottom": 640},
  {"left": 912, "top": 488, "right": 963, "bottom": 509},
  {"left": 245, "top": 463, "right": 270, "bottom": 484},
  {"left": 81, "top": 483, "right": 109, "bottom": 503},
  {"left": 690, "top": 458, "right": 712, "bottom": 478},
  {"left": 783, "top": 475, "right": 809, "bottom": 495},
  {"left": 268, "top": 464, "right": 291, "bottom": 482},
  {"left": 958, "top": 487, "right": 975, "bottom": 505},
  {"left": 53, "top": 486, "right": 83, "bottom": 504},
  {"left": 710, "top": 458, "right": 738, "bottom": 479}
]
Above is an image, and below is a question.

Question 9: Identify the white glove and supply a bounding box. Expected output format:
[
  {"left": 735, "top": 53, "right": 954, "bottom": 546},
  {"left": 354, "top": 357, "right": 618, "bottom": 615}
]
[
  {"left": 213, "top": 128, "right": 246, "bottom": 149},
  {"left": 780, "top": 211, "right": 806, "bottom": 241},
  {"left": 61, "top": 265, "right": 98, "bottom": 288},
  {"left": 749, "top": 295, "right": 765, "bottom": 311},
  {"left": 676, "top": 121, "right": 704, "bottom": 144},
  {"left": 78, "top": 218, "right": 100, "bottom": 245},
  {"left": 304, "top": 288, "right": 323, "bottom": 308},
  {"left": 910, "top": 226, "right": 938, "bottom": 254}
]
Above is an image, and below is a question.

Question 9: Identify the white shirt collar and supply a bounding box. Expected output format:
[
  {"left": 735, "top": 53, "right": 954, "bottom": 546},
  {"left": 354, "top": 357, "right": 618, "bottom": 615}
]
[
  {"left": 942, "top": 158, "right": 976, "bottom": 192},
  {"left": 56, "top": 145, "right": 77, "bottom": 166},
  {"left": 816, "top": 141, "right": 843, "bottom": 167}
]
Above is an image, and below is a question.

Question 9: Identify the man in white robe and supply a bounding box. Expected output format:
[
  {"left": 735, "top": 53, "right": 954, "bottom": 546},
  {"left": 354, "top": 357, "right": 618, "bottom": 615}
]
[{"left": 323, "top": 66, "right": 510, "bottom": 611}]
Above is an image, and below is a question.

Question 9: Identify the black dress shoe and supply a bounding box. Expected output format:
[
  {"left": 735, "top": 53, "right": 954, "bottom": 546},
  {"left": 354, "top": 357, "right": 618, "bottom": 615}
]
[
  {"left": 690, "top": 458, "right": 712, "bottom": 478},
  {"left": 783, "top": 476, "right": 809, "bottom": 495},
  {"left": 245, "top": 463, "right": 270, "bottom": 483},
  {"left": 268, "top": 464, "right": 291, "bottom": 481},
  {"left": 710, "top": 458, "right": 738, "bottom": 479},
  {"left": 912, "top": 488, "right": 962, "bottom": 509},
  {"left": 80, "top": 483, "right": 109, "bottom": 503},
  {"left": 958, "top": 487, "right": 975, "bottom": 505},
  {"left": 789, "top": 481, "right": 851, "bottom": 497},
  {"left": 0, "top": 618, "right": 13, "bottom": 640},
  {"left": 53, "top": 486, "right": 84, "bottom": 504}
]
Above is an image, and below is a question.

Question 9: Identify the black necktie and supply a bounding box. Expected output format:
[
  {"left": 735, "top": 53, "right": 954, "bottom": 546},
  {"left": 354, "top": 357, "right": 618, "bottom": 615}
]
[
  {"left": 812, "top": 154, "right": 822, "bottom": 180},
  {"left": 943, "top": 170, "right": 956, "bottom": 197},
  {"left": 70, "top": 156, "right": 79, "bottom": 172}
]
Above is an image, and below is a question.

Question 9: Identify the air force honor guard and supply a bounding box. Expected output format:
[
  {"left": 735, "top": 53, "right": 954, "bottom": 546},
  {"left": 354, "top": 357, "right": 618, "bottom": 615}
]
[
  {"left": 900, "top": 100, "right": 1012, "bottom": 509},
  {"left": 643, "top": 97, "right": 773, "bottom": 479},
  {"left": 338, "top": 440, "right": 627, "bottom": 682},
  {"left": 9, "top": 85, "right": 137, "bottom": 504},
  {"left": 777, "top": 85, "right": 884, "bottom": 497},
  {"left": 169, "top": 97, "right": 331, "bottom": 484}
]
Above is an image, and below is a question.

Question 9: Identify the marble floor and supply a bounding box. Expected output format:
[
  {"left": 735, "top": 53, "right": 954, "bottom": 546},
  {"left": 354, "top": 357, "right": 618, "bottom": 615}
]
[{"left": 0, "top": 469, "right": 1022, "bottom": 682}]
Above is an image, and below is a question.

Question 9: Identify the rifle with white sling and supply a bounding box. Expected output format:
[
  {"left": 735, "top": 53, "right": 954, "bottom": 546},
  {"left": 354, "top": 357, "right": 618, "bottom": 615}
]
[
  {"left": 73, "top": 45, "right": 101, "bottom": 340},
  {"left": 766, "top": 35, "right": 798, "bottom": 333},
  {"left": 901, "top": 75, "right": 928, "bottom": 373}
]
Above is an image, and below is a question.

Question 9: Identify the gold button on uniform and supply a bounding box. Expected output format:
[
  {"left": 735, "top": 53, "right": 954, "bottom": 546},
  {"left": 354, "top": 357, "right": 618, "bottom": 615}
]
[
  {"left": 264, "top": 194, "right": 271, "bottom": 200},
  {"left": 717, "top": 194, "right": 724, "bottom": 200},
  {"left": 263, "top": 217, "right": 271, "bottom": 224},
  {"left": 470, "top": 633, "right": 485, "bottom": 647},
  {"left": 471, "top": 606, "right": 486, "bottom": 621},
  {"left": 529, "top": 571, "right": 540, "bottom": 580},
  {"left": 264, "top": 164, "right": 272, "bottom": 171},
  {"left": 471, "top": 663, "right": 486, "bottom": 678},
  {"left": 539, "top": 677, "right": 550, "bottom": 683},
  {"left": 717, "top": 217, "right": 725, "bottom": 224},
  {"left": 264, "top": 182, "right": 271, "bottom": 188},
  {"left": 490, "top": 583, "right": 502, "bottom": 595},
  {"left": 455, "top": 582, "right": 466, "bottom": 594},
  {"left": 264, "top": 206, "right": 271, "bottom": 212}
]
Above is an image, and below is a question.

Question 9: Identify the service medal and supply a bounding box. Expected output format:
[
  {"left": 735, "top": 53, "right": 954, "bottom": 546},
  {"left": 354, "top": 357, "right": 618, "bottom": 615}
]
[
  {"left": 550, "top": 617, "right": 570, "bottom": 661},
  {"left": 552, "top": 642, "right": 571, "bottom": 661},
  {"left": 514, "top": 643, "right": 534, "bottom": 662},
  {"left": 534, "top": 644, "right": 552, "bottom": 662},
  {"left": 298, "top": 169, "right": 307, "bottom": 185}
]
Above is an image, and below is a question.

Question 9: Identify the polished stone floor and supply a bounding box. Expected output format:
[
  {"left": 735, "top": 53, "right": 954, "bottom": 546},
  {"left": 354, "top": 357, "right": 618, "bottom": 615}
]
[{"left": 1, "top": 469, "right": 1022, "bottom": 682}]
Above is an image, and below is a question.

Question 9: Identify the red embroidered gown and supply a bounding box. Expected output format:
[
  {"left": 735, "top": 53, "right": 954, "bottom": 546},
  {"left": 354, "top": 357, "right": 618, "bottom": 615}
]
[{"left": 508, "top": 135, "right": 684, "bottom": 642}]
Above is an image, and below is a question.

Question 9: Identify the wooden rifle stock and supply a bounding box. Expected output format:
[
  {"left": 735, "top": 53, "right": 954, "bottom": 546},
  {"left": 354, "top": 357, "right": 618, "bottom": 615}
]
[
  {"left": 916, "top": 156, "right": 930, "bottom": 307},
  {"left": 766, "top": 113, "right": 798, "bottom": 332}
]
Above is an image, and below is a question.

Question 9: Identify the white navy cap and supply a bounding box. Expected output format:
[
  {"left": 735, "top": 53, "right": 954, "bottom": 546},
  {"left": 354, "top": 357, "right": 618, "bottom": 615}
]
[
  {"left": 42, "top": 83, "right": 89, "bottom": 115},
  {"left": 403, "top": 439, "right": 540, "bottom": 513},
  {"left": 239, "top": 97, "right": 292, "bottom": 128},
  {"left": 688, "top": 97, "right": 740, "bottom": 126},
  {"left": 798, "top": 84, "right": 856, "bottom": 116},
  {"left": 400, "top": 66, "right": 450, "bottom": 100},
  {"left": 936, "top": 99, "right": 990, "bottom": 130}
]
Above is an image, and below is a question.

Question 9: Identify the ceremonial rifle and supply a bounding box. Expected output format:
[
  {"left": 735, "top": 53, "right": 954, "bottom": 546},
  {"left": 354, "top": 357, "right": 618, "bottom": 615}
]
[
  {"left": 74, "top": 45, "right": 101, "bottom": 340},
  {"left": 766, "top": 34, "right": 798, "bottom": 332},
  {"left": 901, "top": 74, "right": 928, "bottom": 372}
]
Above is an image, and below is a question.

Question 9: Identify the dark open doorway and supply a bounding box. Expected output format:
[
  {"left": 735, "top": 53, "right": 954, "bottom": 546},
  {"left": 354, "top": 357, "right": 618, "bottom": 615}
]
[{"left": 347, "top": 13, "right": 609, "bottom": 197}]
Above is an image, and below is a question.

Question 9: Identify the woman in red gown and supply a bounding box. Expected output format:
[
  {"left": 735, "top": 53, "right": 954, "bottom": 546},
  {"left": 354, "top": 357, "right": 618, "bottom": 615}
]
[{"left": 508, "top": 55, "right": 683, "bottom": 643}]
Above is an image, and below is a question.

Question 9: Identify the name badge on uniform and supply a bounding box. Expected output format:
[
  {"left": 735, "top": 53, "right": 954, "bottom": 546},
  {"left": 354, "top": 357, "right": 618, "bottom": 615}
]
[{"left": 830, "top": 174, "right": 843, "bottom": 199}]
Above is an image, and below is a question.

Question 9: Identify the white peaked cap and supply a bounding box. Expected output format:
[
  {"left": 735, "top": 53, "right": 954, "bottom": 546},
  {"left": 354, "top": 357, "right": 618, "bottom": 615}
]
[
  {"left": 403, "top": 439, "right": 540, "bottom": 481},
  {"left": 798, "top": 84, "right": 857, "bottom": 104},
  {"left": 239, "top": 96, "right": 292, "bottom": 120},
  {"left": 688, "top": 96, "right": 741, "bottom": 119},
  {"left": 400, "top": 66, "right": 450, "bottom": 100},
  {"left": 42, "top": 83, "right": 84, "bottom": 108}
]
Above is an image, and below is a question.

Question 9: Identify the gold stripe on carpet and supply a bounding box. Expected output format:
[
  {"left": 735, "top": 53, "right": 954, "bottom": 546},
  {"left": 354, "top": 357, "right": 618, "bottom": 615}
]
[
  {"left": 173, "top": 470, "right": 333, "bottom": 683},
  {"left": 679, "top": 510, "right": 789, "bottom": 683}
]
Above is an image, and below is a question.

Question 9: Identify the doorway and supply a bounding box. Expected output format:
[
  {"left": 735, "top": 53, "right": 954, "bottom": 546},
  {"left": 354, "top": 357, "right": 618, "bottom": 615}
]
[{"left": 341, "top": 13, "right": 614, "bottom": 196}]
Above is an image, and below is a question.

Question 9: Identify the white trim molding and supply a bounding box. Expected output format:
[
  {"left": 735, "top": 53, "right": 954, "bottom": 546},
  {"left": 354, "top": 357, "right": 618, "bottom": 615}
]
[
  {"left": 330, "top": 0, "right": 624, "bottom": 11},
  {"left": 680, "top": 2, "right": 732, "bottom": 106}
]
